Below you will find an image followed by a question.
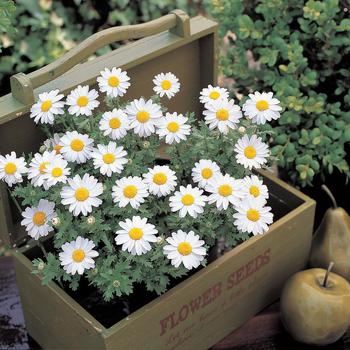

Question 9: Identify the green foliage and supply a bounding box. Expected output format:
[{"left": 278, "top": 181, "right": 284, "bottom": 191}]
[
  {"left": 0, "top": 0, "right": 16, "bottom": 51},
  {"left": 207, "top": 0, "right": 350, "bottom": 186},
  {"left": 0, "top": 0, "right": 197, "bottom": 93}
]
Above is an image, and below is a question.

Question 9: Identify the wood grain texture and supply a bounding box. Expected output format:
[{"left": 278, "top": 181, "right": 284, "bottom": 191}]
[{"left": 3, "top": 257, "right": 350, "bottom": 350}]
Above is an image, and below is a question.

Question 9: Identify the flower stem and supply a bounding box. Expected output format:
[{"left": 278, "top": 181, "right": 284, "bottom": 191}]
[{"left": 7, "top": 188, "right": 22, "bottom": 214}]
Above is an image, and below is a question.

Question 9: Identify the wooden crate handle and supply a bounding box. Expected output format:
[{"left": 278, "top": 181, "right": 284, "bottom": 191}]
[{"left": 10, "top": 10, "right": 190, "bottom": 105}]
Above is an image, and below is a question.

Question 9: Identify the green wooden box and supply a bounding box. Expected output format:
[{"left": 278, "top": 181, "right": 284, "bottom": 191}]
[{"left": 0, "top": 11, "right": 316, "bottom": 350}]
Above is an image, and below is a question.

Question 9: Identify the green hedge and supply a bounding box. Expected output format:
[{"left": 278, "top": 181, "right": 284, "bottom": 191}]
[{"left": 208, "top": 0, "right": 350, "bottom": 187}]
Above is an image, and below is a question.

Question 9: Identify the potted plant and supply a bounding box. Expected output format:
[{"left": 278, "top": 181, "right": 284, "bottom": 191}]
[{"left": 0, "top": 11, "right": 315, "bottom": 349}]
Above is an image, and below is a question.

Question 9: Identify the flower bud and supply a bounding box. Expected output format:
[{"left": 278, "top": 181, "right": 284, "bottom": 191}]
[
  {"left": 156, "top": 236, "right": 164, "bottom": 245},
  {"left": 113, "top": 280, "right": 121, "bottom": 288},
  {"left": 39, "top": 145, "right": 47, "bottom": 153},
  {"left": 128, "top": 159, "right": 133, "bottom": 165},
  {"left": 38, "top": 261, "right": 45, "bottom": 271},
  {"left": 52, "top": 217, "right": 61, "bottom": 227},
  {"left": 92, "top": 268, "right": 98, "bottom": 275},
  {"left": 87, "top": 216, "right": 96, "bottom": 225},
  {"left": 238, "top": 126, "right": 246, "bottom": 134},
  {"left": 143, "top": 141, "right": 150, "bottom": 149}
]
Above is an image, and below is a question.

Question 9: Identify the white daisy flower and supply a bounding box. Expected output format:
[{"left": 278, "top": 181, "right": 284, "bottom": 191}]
[
  {"left": 169, "top": 185, "right": 206, "bottom": 218},
  {"left": 156, "top": 112, "right": 191, "bottom": 144},
  {"left": 112, "top": 176, "right": 149, "bottom": 209},
  {"left": 60, "top": 174, "right": 103, "bottom": 216},
  {"left": 60, "top": 131, "right": 94, "bottom": 164},
  {"left": 203, "top": 98, "right": 242, "bottom": 134},
  {"left": 27, "top": 151, "right": 57, "bottom": 188},
  {"left": 143, "top": 165, "right": 177, "bottom": 197},
  {"left": 233, "top": 197, "right": 273, "bottom": 235},
  {"left": 99, "top": 109, "right": 129, "bottom": 140},
  {"left": 153, "top": 72, "right": 180, "bottom": 99},
  {"left": 242, "top": 175, "right": 269, "bottom": 201},
  {"left": 242, "top": 91, "right": 282, "bottom": 125},
  {"left": 44, "top": 156, "right": 71, "bottom": 188},
  {"left": 199, "top": 84, "right": 229, "bottom": 104},
  {"left": 59, "top": 236, "right": 99, "bottom": 275},
  {"left": 91, "top": 142, "right": 128, "bottom": 177},
  {"left": 21, "top": 199, "right": 56, "bottom": 240},
  {"left": 115, "top": 216, "right": 158, "bottom": 256},
  {"left": 206, "top": 174, "right": 245, "bottom": 210},
  {"left": 43, "top": 134, "right": 63, "bottom": 154},
  {"left": 0, "top": 152, "right": 27, "bottom": 187},
  {"left": 125, "top": 98, "right": 163, "bottom": 137},
  {"left": 65, "top": 85, "right": 100, "bottom": 116},
  {"left": 163, "top": 230, "right": 206, "bottom": 270},
  {"left": 191, "top": 159, "right": 221, "bottom": 189},
  {"left": 234, "top": 134, "right": 269, "bottom": 170},
  {"left": 97, "top": 67, "right": 130, "bottom": 97},
  {"left": 30, "top": 89, "right": 65, "bottom": 124}
]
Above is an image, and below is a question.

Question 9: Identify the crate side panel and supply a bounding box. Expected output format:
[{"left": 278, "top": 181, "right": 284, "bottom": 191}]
[
  {"left": 13, "top": 253, "right": 106, "bottom": 350},
  {"left": 105, "top": 201, "right": 315, "bottom": 349},
  {"left": 118, "top": 40, "right": 202, "bottom": 118}
]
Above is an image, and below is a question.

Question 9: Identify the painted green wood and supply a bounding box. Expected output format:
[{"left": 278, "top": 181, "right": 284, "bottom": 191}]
[{"left": 13, "top": 172, "right": 315, "bottom": 350}]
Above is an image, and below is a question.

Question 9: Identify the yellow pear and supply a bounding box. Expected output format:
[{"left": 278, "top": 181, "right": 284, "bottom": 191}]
[
  {"left": 280, "top": 263, "right": 350, "bottom": 345},
  {"left": 310, "top": 185, "right": 350, "bottom": 281}
]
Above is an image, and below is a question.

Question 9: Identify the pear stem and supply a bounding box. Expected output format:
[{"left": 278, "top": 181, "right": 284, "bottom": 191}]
[
  {"left": 321, "top": 185, "right": 338, "bottom": 209},
  {"left": 323, "top": 261, "right": 334, "bottom": 288}
]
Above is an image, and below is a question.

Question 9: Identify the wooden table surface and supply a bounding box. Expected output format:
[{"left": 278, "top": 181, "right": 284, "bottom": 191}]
[{"left": 1, "top": 255, "right": 350, "bottom": 350}]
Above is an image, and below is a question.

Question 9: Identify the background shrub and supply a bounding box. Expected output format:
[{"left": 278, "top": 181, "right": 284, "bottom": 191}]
[
  {"left": 0, "top": 0, "right": 200, "bottom": 94},
  {"left": 207, "top": 0, "right": 350, "bottom": 187}
]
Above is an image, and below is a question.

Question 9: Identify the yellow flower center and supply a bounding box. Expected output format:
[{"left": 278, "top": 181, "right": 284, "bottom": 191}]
[
  {"left": 109, "top": 118, "right": 121, "bottom": 129},
  {"left": 136, "top": 111, "right": 150, "bottom": 123},
  {"left": 39, "top": 162, "right": 49, "bottom": 174},
  {"left": 51, "top": 167, "right": 63, "bottom": 177},
  {"left": 103, "top": 153, "right": 115, "bottom": 164},
  {"left": 201, "top": 168, "right": 213, "bottom": 179},
  {"left": 161, "top": 80, "right": 172, "bottom": 90},
  {"left": 77, "top": 96, "right": 89, "bottom": 107},
  {"left": 244, "top": 146, "right": 257, "bottom": 159},
  {"left": 181, "top": 194, "right": 194, "bottom": 206},
  {"left": 167, "top": 122, "right": 179, "bottom": 133},
  {"left": 247, "top": 209, "right": 260, "bottom": 222},
  {"left": 108, "top": 76, "right": 120, "bottom": 87},
  {"left": 75, "top": 187, "right": 89, "bottom": 201},
  {"left": 209, "top": 91, "right": 220, "bottom": 100},
  {"left": 249, "top": 185, "right": 260, "bottom": 197},
  {"left": 177, "top": 242, "right": 192, "bottom": 256},
  {"left": 128, "top": 228, "right": 143, "bottom": 240},
  {"left": 72, "top": 249, "right": 85, "bottom": 263},
  {"left": 153, "top": 172, "right": 167, "bottom": 185},
  {"left": 218, "top": 184, "right": 232, "bottom": 197},
  {"left": 32, "top": 211, "right": 46, "bottom": 226},
  {"left": 4, "top": 162, "right": 17, "bottom": 174},
  {"left": 70, "top": 139, "right": 84, "bottom": 152},
  {"left": 53, "top": 144, "right": 62, "bottom": 154},
  {"left": 256, "top": 100, "right": 269, "bottom": 111},
  {"left": 123, "top": 185, "right": 138, "bottom": 198},
  {"left": 216, "top": 108, "right": 229, "bottom": 121},
  {"left": 41, "top": 100, "right": 52, "bottom": 112}
]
